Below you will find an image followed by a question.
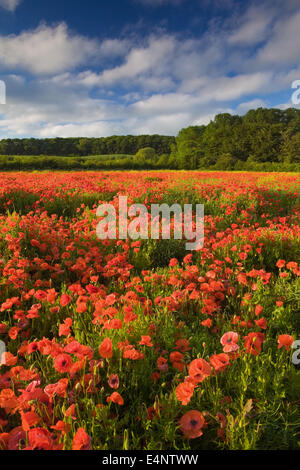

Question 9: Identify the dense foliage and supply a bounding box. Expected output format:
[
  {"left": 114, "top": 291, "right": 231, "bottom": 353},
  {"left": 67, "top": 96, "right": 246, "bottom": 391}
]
[
  {"left": 174, "top": 108, "right": 300, "bottom": 170},
  {"left": 0, "top": 135, "right": 175, "bottom": 157}
]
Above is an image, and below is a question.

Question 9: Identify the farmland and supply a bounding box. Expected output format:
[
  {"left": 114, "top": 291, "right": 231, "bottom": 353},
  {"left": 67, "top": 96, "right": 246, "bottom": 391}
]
[{"left": 0, "top": 170, "right": 299, "bottom": 450}]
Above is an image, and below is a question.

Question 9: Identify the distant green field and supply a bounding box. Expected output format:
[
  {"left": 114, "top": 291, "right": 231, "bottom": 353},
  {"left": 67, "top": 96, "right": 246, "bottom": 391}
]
[
  {"left": 0, "top": 154, "right": 136, "bottom": 170},
  {"left": 0, "top": 153, "right": 132, "bottom": 160},
  {"left": 0, "top": 154, "right": 299, "bottom": 172},
  {"left": 83, "top": 154, "right": 132, "bottom": 160}
]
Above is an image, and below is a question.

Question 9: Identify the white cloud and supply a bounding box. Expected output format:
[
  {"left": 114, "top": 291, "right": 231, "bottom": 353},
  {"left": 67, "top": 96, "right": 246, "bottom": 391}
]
[
  {"left": 96, "top": 36, "right": 176, "bottom": 86},
  {"left": 0, "top": 0, "right": 21, "bottom": 11},
  {"left": 0, "top": 23, "right": 98, "bottom": 74},
  {"left": 38, "top": 121, "right": 126, "bottom": 139},
  {"left": 228, "top": 6, "right": 273, "bottom": 45},
  {"left": 236, "top": 99, "right": 268, "bottom": 113},
  {"left": 257, "top": 10, "right": 300, "bottom": 66},
  {"left": 0, "top": 23, "right": 128, "bottom": 75}
]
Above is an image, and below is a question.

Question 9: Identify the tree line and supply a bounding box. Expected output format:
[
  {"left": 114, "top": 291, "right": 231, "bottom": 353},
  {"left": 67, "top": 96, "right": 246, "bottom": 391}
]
[{"left": 0, "top": 135, "right": 175, "bottom": 157}]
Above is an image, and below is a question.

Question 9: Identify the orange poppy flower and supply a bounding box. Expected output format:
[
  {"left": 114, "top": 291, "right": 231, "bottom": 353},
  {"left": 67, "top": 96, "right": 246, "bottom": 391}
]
[
  {"left": 72, "top": 428, "right": 92, "bottom": 450},
  {"left": 209, "top": 353, "right": 230, "bottom": 373},
  {"left": 255, "top": 318, "right": 267, "bottom": 330},
  {"left": 169, "top": 351, "right": 184, "bottom": 363},
  {"left": 201, "top": 318, "right": 212, "bottom": 328},
  {"left": 0, "top": 389, "right": 19, "bottom": 413},
  {"left": 98, "top": 338, "right": 113, "bottom": 359},
  {"left": 59, "top": 318, "right": 72, "bottom": 337},
  {"left": 21, "top": 410, "right": 41, "bottom": 432},
  {"left": 220, "top": 331, "right": 239, "bottom": 353},
  {"left": 8, "top": 327, "right": 21, "bottom": 340},
  {"left": 7, "top": 427, "right": 26, "bottom": 450},
  {"left": 107, "top": 392, "right": 124, "bottom": 405},
  {"left": 188, "top": 358, "right": 211, "bottom": 383},
  {"left": 157, "top": 356, "right": 168, "bottom": 372},
  {"left": 27, "top": 427, "right": 53, "bottom": 450},
  {"left": 51, "top": 420, "right": 70, "bottom": 435},
  {"left": 244, "top": 332, "right": 264, "bottom": 355},
  {"left": 1, "top": 352, "right": 17, "bottom": 367},
  {"left": 278, "top": 334, "right": 294, "bottom": 351},
  {"left": 139, "top": 335, "right": 153, "bottom": 347},
  {"left": 65, "top": 404, "right": 77, "bottom": 420},
  {"left": 179, "top": 410, "right": 206, "bottom": 439},
  {"left": 54, "top": 353, "right": 73, "bottom": 373},
  {"left": 123, "top": 346, "right": 144, "bottom": 360},
  {"left": 175, "top": 381, "right": 195, "bottom": 406}
]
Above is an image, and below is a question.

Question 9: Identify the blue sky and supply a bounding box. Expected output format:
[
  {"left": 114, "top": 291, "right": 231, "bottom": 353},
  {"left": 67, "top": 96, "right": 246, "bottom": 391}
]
[{"left": 0, "top": 0, "right": 299, "bottom": 138}]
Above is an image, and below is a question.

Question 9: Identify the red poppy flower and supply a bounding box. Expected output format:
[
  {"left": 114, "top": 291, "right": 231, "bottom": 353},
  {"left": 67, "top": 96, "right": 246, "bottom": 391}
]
[
  {"left": 6, "top": 427, "right": 26, "bottom": 450},
  {"left": 21, "top": 410, "right": 41, "bottom": 432},
  {"left": 175, "top": 381, "right": 195, "bottom": 406},
  {"left": 72, "top": 428, "right": 92, "bottom": 450},
  {"left": 244, "top": 332, "right": 264, "bottom": 356},
  {"left": 54, "top": 353, "right": 73, "bottom": 373},
  {"left": 188, "top": 358, "right": 211, "bottom": 383},
  {"left": 157, "top": 356, "right": 168, "bottom": 372},
  {"left": 108, "top": 374, "right": 119, "bottom": 389},
  {"left": 179, "top": 410, "right": 206, "bottom": 439},
  {"left": 99, "top": 338, "right": 113, "bottom": 359},
  {"left": 139, "top": 335, "right": 153, "bottom": 347},
  {"left": 27, "top": 427, "right": 53, "bottom": 450},
  {"left": 220, "top": 331, "right": 239, "bottom": 353},
  {"left": 107, "top": 392, "right": 124, "bottom": 405},
  {"left": 60, "top": 294, "right": 71, "bottom": 307},
  {"left": 209, "top": 353, "right": 230, "bottom": 373},
  {"left": 278, "top": 334, "right": 294, "bottom": 351}
]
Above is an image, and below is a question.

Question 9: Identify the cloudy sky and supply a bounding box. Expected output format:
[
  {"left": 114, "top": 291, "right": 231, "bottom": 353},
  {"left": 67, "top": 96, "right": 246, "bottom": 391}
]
[{"left": 0, "top": 0, "right": 299, "bottom": 138}]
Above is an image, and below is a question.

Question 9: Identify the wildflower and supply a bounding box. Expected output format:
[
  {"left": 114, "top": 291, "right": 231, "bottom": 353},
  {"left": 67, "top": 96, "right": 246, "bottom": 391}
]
[
  {"left": 244, "top": 332, "right": 264, "bottom": 356},
  {"left": 72, "top": 428, "right": 92, "bottom": 450},
  {"left": 209, "top": 353, "right": 230, "bottom": 373},
  {"left": 139, "top": 335, "right": 153, "bottom": 347},
  {"left": 21, "top": 410, "right": 41, "bottom": 432},
  {"left": 108, "top": 374, "right": 119, "bottom": 389},
  {"left": 7, "top": 427, "right": 26, "bottom": 450},
  {"left": 201, "top": 318, "right": 212, "bottom": 328},
  {"left": 157, "top": 356, "right": 168, "bottom": 372},
  {"left": 54, "top": 354, "right": 73, "bottom": 374},
  {"left": 51, "top": 421, "right": 70, "bottom": 436},
  {"left": 123, "top": 346, "right": 144, "bottom": 360},
  {"left": 278, "top": 334, "right": 294, "bottom": 351},
  {"left": 0, "top": 389, "right": 19, "bottom": 413},
  {"left": 188, "top": 358, "right": 211, "bottom": 384},
  {"left": 60, "top": 294, "right": 71, "bottom": 307},
  {"left": 59, "top": 318, "right": 72, "bottom": 336},
  {"left": 107, "top": 392, "right": 124, "bottom": 405},
  {"left": 169, "top": 258, "right": 178, "bottom": 267},
  {"left": 175, "top": 381, "right": 195, "bottom": 405},
  {"left": 8, "top": 327, "right": 21, "bottom": 340},
  {"left": 220, "top": 331, "right": 239, "bottom": 353},
  {"left": 255, "top": 305, "right": 263, "bottom": 316},
  {"left": 255, "top": 318, "right": 267, "bottom": 330},
  {"left": 65, "top": 404, "right": 77, "bottom": 420},
  {"left": 26, "top": 428, "right": 53, "bottom": 450},
  {"left": 99, "top": 338, "right": 113, "bottom": 359}
]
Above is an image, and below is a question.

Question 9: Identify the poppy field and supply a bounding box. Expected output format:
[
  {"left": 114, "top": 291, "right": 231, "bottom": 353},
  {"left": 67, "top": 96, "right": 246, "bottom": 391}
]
[{"left": 0, "top": 170, "right": 299, "bottom": 451}]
